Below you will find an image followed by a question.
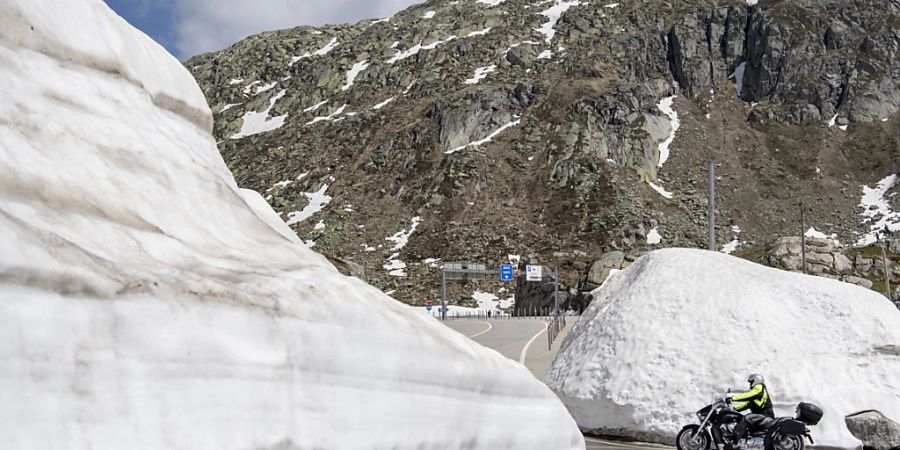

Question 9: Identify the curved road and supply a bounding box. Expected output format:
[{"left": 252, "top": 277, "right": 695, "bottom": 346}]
[
  {"left": 444, "top": 318, "right": 550, "bottom": 376},
  {"left": 443, "top": 318, "right": 674, "bottom": 450}
]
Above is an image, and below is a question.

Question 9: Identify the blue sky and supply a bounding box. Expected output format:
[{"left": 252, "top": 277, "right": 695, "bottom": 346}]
[
  {"left": 103, "top": 0, "right": 422, "bottom": 60},
  {"left": 104, "top": 1, "right": 178, "bottom": 55}
]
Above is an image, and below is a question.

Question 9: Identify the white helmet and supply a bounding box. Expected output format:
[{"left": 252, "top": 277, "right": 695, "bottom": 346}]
[{"left": 748, "top": 374, "right": 765, "bottom": 388}]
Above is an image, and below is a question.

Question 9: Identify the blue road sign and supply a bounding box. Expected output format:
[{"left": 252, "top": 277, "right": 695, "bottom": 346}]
[
  {"left": 426, "top": 304, "right": 432, "bottom": 311},
  {"left": 500, "top": 264, "right": 514, "bottom": 281},
  {"left": 440, "top": 306, "right": 448, "bottom": 312}
]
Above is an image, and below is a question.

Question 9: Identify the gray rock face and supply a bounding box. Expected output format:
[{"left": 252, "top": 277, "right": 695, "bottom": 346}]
[
  {"left": 845, "top": 410, "right": 900, "bottom": 450},
  {"left": 186, "top": 0, "right": 900, "bottom": 305},
  {"left": 428, "top": 86, "right": 536, "bottom": 153},
  {"left": 668, "top": 0, "right": 900, "bottom": 125},
  {"left": 587, "top": 251, "right": 626, "bottom": 285}
]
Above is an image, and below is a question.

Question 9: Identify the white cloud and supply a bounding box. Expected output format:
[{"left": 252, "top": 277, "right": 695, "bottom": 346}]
[{"left": 171, "top": 0, "right": 423, "bottom": 57}]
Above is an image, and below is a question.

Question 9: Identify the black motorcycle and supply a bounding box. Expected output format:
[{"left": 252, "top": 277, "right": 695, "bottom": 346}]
[{"left": 675, "top": 390, "right": 823, "bottom": 450}]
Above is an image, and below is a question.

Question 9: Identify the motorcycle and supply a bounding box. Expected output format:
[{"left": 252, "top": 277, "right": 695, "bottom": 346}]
[{"left": 675, "top": 390, "right": 823, "bottom": 450}]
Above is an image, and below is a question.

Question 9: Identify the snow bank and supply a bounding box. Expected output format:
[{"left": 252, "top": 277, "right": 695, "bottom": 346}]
[
  {"left": 546, "top": 249, "right": 900, "bottom": 449},
  {"left": 0, "top": 1, "right": 584, "bottom": 449}
]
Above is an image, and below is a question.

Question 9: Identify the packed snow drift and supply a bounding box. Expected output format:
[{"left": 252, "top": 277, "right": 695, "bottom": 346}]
[
  {"left": 0, "top": 1, "right": 584, "bottom": 449},
  {"left": 545, "top": 249, "right": 900, "bottom": 449}
]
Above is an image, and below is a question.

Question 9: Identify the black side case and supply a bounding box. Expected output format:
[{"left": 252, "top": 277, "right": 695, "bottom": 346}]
[{"left": 796, "top": 402, "right": 824, "bottom": 425}]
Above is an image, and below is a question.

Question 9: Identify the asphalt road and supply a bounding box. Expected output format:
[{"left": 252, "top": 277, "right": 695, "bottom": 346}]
[
  {"left": 442, "top": 319, "right": 676, "bottom": 450},
  {"left": 442, "top": 318, "right": 552, "bottom": 377},
  {"left": 585, "top": 436, "right": 674, "bottom": 449}
]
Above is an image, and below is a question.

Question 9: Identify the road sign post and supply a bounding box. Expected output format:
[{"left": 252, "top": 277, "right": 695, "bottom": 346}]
[
  {"left": 526, "top": 265, "right": 542, "bottom": 281},
  {"left": 500, "top": 264, "right": 514, "bottom": 281}
]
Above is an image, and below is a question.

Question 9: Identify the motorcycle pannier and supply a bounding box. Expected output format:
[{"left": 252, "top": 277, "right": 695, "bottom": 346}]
[{"left": 796, "top": 402, "right": 823, "bottom": 425}]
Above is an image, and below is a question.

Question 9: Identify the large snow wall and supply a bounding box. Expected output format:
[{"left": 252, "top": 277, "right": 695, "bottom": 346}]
[
  {"left": 545, "top": 249, "right": 900, "bottom": 449},
  {"left": 0, "top": 1, "right": 585, "bottom": 449}
]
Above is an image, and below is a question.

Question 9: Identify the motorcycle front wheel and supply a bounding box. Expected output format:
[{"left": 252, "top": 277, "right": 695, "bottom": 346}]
[
  {"left": 676, "top": 425, "right": 711, "bottom": 450},
  {"left": 766, "top": 433, "right": 805, "bottom": 450}
]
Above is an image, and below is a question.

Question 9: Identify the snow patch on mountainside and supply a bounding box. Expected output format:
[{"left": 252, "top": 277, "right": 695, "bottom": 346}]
[
  {"left": 284, "top": 184, "right": 332, "bottom": 225},
  {"left": 372, "top": 97, "right": 396, "bottom": 110},
  {"left": 722, "top": 225, "right": 743, "bottom": 254},
  {"left": 856, "top": 174, "right": 899, "bottom": 246},
  {"left": 466, "top": 27, "right": 493, "bottom": 37},
  {"left": 290, "top": 36, "right": 340, "bottom": 66},
  {"left": 231, "top": 90, "right": 288, "bottom": 139},
  {"left": 465, "top": 64, "right": 497, "bottom": 84},
  {"left": 306, "top": 104, "right": 347, "bottom": 125},
  {"left": 536, "top": 1, "right": 582, "bottom": 43},
  {"left": 648, "top": 181, "right": 674, "bottom": 199},
  {"left": 383, "top": 217, "right": 422, "bottom": 277},
  {"left": 303, "top": 99, "right": 329, "bottom": 112},
  {"left": 386, "top": 216, "right": 422, "bottom": 251},
  {"left": 447, "top": 119, "right": 522, "bottom": 154},
  {"left": 546, "top": 249, "right": 900, "bottom": 449},
  {"left": 388, "top": 36, "right": 456, "bottom": 63},
  {"left": 341, "top": 59, "right": 370, "bottom": 91},
  {"left": 656, "top": 96, "right": 680, "bottom": 167},
  {"left": 731, "top": 62, "right": 747, "bottom": 97}
]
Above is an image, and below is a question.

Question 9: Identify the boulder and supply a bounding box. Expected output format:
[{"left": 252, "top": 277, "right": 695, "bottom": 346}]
[
  {"left": 846, "top": 276, "right": 875, "bottom": 290},
  {"left": 587, "top": 251, "right": 626, "bottom": 285},
  {"left": 845, "top": 410, "right": 900, "bottom": 450},
  {"left": 833, "top": 253, "right": 854, "bottom": 275},
  {"left": 806, "top": 252, "right": 834, "bottom": 267}
]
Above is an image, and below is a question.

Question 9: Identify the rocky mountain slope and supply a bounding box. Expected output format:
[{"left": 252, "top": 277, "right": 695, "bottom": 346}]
[{"left": 187, "top": 0, "right": 900, "bottom": 306}]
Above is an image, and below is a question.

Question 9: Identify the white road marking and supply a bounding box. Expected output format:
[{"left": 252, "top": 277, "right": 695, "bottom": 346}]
[
  {"left": 519, "top": 321, "right": 548, "bottom": 364},
  {"left": 467, "top": 322, "right": 493, "bottom": 338},
  {"left": 585, "top": 436, "right": 672, "bottom": 449}
]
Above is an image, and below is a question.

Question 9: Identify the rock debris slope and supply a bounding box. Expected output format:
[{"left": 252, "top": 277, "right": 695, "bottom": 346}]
[
  {"left": 0, "top": 1, "right": 584, "bottom": 449},
  {"left": 188, "top": 0, "right": 899, "bottom": 305}
]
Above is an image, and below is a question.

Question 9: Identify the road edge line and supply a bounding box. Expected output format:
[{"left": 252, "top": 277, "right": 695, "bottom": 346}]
[
  {"left": 467, "top": 322, "right": 493, "bottom": 338},
  {"left": 518, "top": 321, "right": 548, "bottom": 365}
]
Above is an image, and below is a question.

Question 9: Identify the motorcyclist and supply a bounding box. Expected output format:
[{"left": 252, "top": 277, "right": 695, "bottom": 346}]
[{"left": 727, "top": 374, "right": 774, "bottom": 447}]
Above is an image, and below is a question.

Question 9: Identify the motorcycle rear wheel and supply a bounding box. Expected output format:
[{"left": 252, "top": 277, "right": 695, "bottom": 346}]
[
  {"left": 766, "top": 433, "right": 804, "bottom": 450},
  {"left": 676, "top": 426, "right": 711, "bottom": 450}
]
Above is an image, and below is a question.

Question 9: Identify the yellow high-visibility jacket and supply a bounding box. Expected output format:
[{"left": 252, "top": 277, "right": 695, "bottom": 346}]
[{"left": 732, "top": 384, "right": 774, "bottom": 417}]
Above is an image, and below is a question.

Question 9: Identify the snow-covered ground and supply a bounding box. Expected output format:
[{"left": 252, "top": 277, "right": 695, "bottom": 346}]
[
  {"left": 0, "top": 1, "right": 585, "bottom": 449},
  {"left": 472, "top": 291, "right": 515, "bottom": 311},
  {"left": 546, "top": 249, "right": 900, "bottom": 449}
]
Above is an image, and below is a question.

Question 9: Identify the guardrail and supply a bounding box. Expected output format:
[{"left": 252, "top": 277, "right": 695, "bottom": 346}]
[
  {"left": 432, "top": 306, "right": 566, "bottom": 320},
  {"left": 547, "top": 314, "right": 567, "bottom": 350}
]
